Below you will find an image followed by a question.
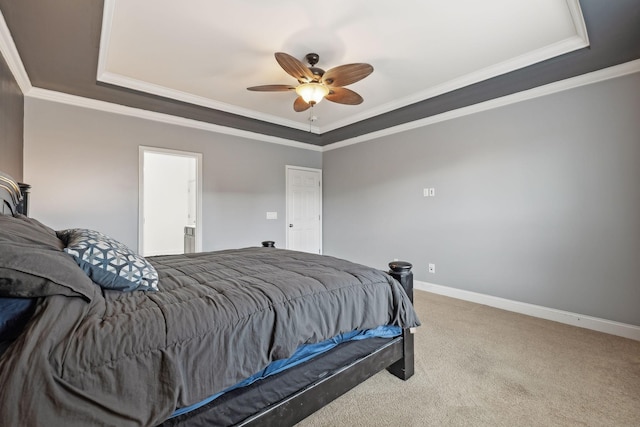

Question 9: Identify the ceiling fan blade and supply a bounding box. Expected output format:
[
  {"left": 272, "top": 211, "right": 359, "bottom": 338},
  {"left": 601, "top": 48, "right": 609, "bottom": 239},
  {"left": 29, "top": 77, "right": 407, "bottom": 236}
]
[
  {"left": 293, "top": 96, "right": 311, "bottom": 112},
  {"left": 325, "top": 87, "right": 364, "bottom": 105},
  {"left": 275, "top": 52, "right": 315, "bottom": 83},
  {"left": 247, "top": 84, "right": 295, "bottom": 91},
  {"left": 321, "top": 63, "right": 373, "bottom": 87}
]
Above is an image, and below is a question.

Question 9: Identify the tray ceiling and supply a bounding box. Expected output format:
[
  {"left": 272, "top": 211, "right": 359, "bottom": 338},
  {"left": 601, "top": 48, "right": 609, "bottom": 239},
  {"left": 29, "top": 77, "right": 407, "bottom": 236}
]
[{"left": 97, "top": 0, "right": 588, "bottom": 135}]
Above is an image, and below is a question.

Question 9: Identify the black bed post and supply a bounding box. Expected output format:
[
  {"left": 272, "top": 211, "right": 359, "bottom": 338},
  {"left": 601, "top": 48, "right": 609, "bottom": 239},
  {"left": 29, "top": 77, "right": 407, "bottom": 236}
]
[
  {"left": 17, "top": 183, "right": 31, "bottom": 216},
  {"left": 387, "top": 261, "right": 415, "bottom": 380}
]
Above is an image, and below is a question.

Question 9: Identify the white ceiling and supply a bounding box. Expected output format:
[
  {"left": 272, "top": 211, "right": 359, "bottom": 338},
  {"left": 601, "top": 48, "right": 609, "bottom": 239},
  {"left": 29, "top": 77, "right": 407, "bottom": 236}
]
[{"left": 98, "top": 0, "right": 588, "bottom": 135}]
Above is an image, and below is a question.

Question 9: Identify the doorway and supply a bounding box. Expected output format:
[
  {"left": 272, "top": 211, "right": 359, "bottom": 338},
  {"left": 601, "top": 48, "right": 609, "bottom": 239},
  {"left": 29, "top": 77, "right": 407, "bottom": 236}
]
[
  {"left": 139, "top": 147, "right": 202, "bottom": 256},
  {"left": 286, "top": 166, "right": 322, "bottom": 254}
]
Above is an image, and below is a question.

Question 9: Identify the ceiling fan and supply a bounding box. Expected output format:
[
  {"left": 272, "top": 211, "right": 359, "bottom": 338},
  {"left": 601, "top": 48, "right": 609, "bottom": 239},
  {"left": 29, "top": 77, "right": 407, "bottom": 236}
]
[{"left": 247, "top": 52, "right": 374, "bottom": 112}]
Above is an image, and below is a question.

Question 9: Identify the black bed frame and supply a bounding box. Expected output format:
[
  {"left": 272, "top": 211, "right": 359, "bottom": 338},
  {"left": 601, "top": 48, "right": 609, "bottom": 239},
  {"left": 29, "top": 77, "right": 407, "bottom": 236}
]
[{"left": 172, "top": 245, "right": 416, "bottom": 427}]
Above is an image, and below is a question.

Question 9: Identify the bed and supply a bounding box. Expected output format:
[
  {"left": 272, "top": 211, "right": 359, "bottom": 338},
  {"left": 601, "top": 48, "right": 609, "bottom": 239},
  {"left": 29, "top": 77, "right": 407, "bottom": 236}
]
[{"left": 0, "top": 171, "right": 420, "bottom": 426}]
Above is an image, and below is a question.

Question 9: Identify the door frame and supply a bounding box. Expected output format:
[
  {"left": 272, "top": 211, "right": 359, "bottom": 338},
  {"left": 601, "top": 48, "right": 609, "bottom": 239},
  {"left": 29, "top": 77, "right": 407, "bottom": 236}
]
[
  {"left": 138, "top": 146, "right": 203, "bottom": 255},
  {"left": 285, "top": 165, "right": 323, "bottom": 254}
]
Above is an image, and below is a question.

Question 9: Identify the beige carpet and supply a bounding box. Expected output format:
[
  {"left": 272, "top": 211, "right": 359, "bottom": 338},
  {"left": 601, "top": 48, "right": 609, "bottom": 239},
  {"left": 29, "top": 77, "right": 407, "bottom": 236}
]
[{"left": 296, "top": 291, "right": 640, "bottom": 426}]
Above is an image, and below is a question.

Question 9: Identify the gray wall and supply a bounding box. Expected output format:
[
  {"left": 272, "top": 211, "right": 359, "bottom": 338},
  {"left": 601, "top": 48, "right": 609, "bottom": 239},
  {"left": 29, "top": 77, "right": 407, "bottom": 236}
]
[
  {"left": 23, "top": 98, "right": 321, "bottom": 251},
  {"left": 0, "top": 48, "right": 23, "bottom": 180},
  {"left": 19, "top": 70, "right": 640, "bottom": 326},
  {"left": 323, "top": 72, "right": 640, "bottom": 326}
]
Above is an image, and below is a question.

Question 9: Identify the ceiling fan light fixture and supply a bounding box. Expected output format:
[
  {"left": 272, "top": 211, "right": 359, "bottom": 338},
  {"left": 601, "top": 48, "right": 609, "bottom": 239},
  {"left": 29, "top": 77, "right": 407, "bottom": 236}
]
[
  {"left": 295, "top": 82, "right": 329, "bottom": 105},
  {"left": 249, "top": 52, "right": 373, "bottom": 111}
]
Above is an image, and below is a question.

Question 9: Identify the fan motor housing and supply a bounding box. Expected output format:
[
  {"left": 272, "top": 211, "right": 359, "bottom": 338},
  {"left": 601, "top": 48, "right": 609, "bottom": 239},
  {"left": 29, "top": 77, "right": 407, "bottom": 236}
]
[
  {"left": 305, "top": 53, "right": 324, "bottom": 80},
  {"left": 309, "top": 67, "right": 325, "bottom": 80}
]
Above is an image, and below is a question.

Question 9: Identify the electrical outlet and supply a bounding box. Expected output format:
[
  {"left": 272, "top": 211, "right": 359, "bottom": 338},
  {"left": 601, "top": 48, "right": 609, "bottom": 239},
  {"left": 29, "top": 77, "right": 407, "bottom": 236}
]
[{"left": 428, "top": 263, "right": 436, "bottom": 273}]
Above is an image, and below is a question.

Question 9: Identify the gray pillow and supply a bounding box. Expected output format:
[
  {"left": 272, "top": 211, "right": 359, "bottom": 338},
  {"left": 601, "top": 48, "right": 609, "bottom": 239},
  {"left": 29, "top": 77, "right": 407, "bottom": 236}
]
[
  {"left": 57, "top": 228, "right": 159, "bottom": 292},
  {"left": 0, "top": 215, "right": 96, "bottom": 301}
]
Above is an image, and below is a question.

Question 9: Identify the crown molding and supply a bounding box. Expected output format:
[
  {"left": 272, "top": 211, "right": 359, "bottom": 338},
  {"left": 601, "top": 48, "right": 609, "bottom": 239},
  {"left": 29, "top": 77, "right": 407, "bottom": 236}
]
[
  {"left": 26, "top": 87, "right": 323, "bottom": 152},
  {"left": 19, "top": 59, "right": 640, "bottom": 154},
  {"left": 566, "top": 0, "right": 589, "bottom": 44},
  {"left": 0, "top": 9, "right": 31, "bottom": 93},
  {"left": 322, "top": 59, "right": 640, "bottom": 152}
]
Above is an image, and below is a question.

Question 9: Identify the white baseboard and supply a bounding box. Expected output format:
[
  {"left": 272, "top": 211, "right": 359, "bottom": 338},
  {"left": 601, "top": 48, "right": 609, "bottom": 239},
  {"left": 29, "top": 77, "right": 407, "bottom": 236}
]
[{"left": 415, "top": 281, "right": 640, "bottom": 341}]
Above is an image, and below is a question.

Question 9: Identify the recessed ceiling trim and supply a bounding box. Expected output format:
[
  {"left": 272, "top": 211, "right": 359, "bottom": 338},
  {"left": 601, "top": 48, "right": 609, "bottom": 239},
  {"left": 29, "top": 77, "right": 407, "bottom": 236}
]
[
  {"left": 96, "top": 0, "right": 115, "bottom": 83},
  {"left": 0, "top": 9, "right": 31, "bottom": 93},
  {"left": 566, "top": 0, "right": 589, "bottom": 43}
]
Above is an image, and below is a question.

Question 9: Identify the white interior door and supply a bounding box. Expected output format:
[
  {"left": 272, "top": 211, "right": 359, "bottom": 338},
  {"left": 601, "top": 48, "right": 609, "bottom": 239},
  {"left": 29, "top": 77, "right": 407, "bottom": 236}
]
[{"left": 286, "top": 166, "right": 322, "bottom": 254}]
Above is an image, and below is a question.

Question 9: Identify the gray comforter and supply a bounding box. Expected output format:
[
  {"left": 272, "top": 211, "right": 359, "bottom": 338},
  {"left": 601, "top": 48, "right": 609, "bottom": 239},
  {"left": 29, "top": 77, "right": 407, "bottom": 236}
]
[{"left": 0, "top": 247, "right": 419, "bottom": 426}]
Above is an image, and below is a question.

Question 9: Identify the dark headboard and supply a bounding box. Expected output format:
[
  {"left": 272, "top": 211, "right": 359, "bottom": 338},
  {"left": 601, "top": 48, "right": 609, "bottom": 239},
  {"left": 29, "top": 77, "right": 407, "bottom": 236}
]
[{"left": 0, "top": 171, "right": 30, "bottom": 216}]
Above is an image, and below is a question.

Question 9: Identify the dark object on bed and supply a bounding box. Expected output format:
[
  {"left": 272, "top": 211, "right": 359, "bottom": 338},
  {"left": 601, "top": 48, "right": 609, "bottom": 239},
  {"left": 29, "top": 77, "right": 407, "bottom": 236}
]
[{"left": 0, "top": 175, "right": 419, "bottom": 427}]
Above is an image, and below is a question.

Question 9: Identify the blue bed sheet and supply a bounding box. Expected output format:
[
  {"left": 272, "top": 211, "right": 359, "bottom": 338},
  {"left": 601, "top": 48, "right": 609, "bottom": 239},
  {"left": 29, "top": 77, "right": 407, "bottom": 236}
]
[{"left": 171, "top": 325, "right": 401, "bottom": 418}]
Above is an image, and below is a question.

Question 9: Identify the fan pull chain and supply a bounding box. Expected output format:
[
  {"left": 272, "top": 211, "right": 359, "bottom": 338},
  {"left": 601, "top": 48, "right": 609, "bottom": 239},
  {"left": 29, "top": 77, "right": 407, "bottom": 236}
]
[{"left": 307, "top": 105, "right": 319, "bottom": 133}]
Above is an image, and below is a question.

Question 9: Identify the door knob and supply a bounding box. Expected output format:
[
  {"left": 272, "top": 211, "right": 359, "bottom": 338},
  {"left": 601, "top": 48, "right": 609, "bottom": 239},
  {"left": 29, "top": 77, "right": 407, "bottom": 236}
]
[{"left": 289, "top": 224, "right": 293, "bottom": 228}]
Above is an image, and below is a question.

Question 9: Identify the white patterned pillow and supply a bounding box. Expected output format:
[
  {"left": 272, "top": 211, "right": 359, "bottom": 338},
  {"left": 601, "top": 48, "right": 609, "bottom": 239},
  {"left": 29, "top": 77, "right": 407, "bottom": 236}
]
[{"left": 57, "top": 229, "right": 159, "bottom": 292}]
